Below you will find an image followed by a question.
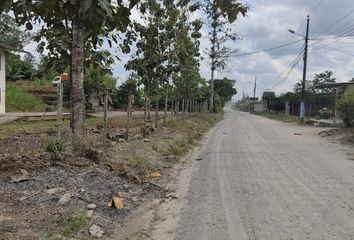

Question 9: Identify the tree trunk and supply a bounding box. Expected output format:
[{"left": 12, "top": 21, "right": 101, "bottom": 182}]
[
  {"left": 155, "top": 98, "right": 159, "bottom": 129},
  {"left": 176, "top": 100, "right": 179, "bottom": 115},
  {"left": 185, "top": 100, "right": 189, "bottom": 117},
  {"left": 209, "top": 17, "right": 217, "bottom": 113},
  {"left": 182, "top": 99, "right": 185, "bottom": 115},
  {"left": 127, "top": 93, "right": 132, "bottom": 140},
  {"left": 164, "top": 94, "right": 168, "bottom": 127},
  {"left": 147, "top": 96, "right": 151, "bottom": 120},
  {"left": 144, "top": 95, "right": 147, "bottom": 128},
  {"left": 71, "top": 19, "right": 86, "bottom": 151},
  {"left": 103, "top": 90, "right": 108, "bottom": 144},
  {"left": 171, "top": 99, "right": 174, "bottom": 115}
]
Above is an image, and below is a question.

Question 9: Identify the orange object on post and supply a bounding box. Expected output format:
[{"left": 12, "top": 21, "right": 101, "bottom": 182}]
[{"left": 60, "top": 73, "right": 69, "bottom": 81}]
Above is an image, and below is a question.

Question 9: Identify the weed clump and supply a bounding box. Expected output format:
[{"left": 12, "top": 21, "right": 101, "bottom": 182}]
[{"left": 46, "top": 139, "right": 64, "bottom": 160}]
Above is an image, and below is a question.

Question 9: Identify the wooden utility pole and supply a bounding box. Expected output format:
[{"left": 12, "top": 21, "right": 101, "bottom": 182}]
[
  {"left": 300, "top": 15, "right": 310, "bottom": 123},
  {"left": 252, "top": 76, "right": 257, "bottom": 113}
]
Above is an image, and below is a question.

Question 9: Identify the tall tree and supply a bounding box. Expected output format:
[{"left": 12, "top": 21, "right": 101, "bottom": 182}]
[
  {"left": 0, "top": 13, "right": 30, "bottom": 49},
  {"left": 214, "top": 78, "right": 237, "bottom": 106},
  {"left": 5, "top": 0, "right": 137, "bottom": 150},
  {"left": 204, "top": 0, "right": 247, "bottom": 112},
  {"left": 312, "top": 70, "right": 336, "bottom": 94}
]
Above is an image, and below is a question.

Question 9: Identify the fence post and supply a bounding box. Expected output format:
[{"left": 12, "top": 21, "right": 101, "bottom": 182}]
[{"left": 56, "top": 82, "right": 63, "bottom": 140}]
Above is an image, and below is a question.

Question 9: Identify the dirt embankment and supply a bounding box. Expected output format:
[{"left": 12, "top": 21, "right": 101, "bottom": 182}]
[{"left": 0, "top": 113, "right": 222, "bottom": 240}]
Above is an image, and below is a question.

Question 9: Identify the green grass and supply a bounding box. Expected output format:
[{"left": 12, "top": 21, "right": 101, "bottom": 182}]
[
  {"left": 165, "top": 138, "right": 189, "bottom": 156},
  {"left": 13, "top": 79, "right": 54, "bottom": 92},
  {"left": 254, "top": 112, "right": 299, "bottom": 123},
  {"left": 47, "top": 210, "right": 88, "bottom": 239},
  {"left": 6, "top": 82, "right": 46, "bottom": 112},
  {"left": 0, "top": 116, "right": 102, "bottom": 137}
]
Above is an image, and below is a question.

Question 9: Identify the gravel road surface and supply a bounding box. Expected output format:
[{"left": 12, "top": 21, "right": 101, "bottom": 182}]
[{"left": 170, "top": 108, "right": 354, "bottom": 240}]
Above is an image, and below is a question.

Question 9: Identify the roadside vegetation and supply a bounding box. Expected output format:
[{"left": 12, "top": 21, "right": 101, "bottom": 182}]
[
  {"left": 5, "top": 82, "right": 46, "bottom": 112},
  {"left": 0, "top": 112, "right": 222, "bottom": 239},
  {"left": 0, "top": 0, "right": 245, "bottom": 238}
]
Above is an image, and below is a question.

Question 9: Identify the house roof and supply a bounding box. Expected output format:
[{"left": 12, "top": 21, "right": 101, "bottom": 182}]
[
  {"left": 262, "top": 91, "right": 276, "bottom": 99},
  {"left": 315, "top": 82, "right": 354, "bottom": 89}
]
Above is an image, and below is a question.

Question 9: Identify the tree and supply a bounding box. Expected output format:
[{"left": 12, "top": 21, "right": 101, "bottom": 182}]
[
  {"left": 0, "top": 13, "right": 35, "bottom": 81},
  {"left": 312, "top": 70, "right": 336, "bottom": 94},
  {"left": 204, "top": 0, "right": 247, "bottom": 112},
  {"left": 126, "top": 0, "right": 202, "bottom": 126},
  {"left": 6, "top": 54, "right": 35, "bottom": 81},
  {"left": 171, "top": 4, "right": 203, "bottom": 115},
  {"left": 0, "top": 13, "right": 30, "bottom": 49},
  {"left": 338, "top": 92, "right": 354, "bottom": 127},
  {"left": 214, "top": 78, "right": 237, "bottom": 106},
  {"left": 5, "top": 0, "right": 137, "bottom": 151},
  {"left": 116, "top": 73, "right": 143, "bottom": 108}
]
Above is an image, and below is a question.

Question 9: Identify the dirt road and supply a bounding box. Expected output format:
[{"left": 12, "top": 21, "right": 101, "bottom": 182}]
[{"left": 150, "top": 108, "right": 354, "bottom": 240}]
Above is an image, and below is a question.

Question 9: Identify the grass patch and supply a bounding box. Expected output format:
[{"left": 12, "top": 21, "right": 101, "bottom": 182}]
[
  {"left": 47, "top": 210, "right": 88, "bottom": 239},
  {"left": 13, "top": 79, "right": 54, "bottom": 91},
  {"left": 130, "top": 153, "right": 157, "bottom": 176},
  {"left": 163, "top": 113, "right": 223, "bottom": 156},
  {"left": 165, "top": 138, "right": 189, "bottom": 156},
  {"left": 6, "top": 82, "right": 46, "bottom": 112},
  {"left": 0, "top": 116, "right": 102, "bottom": 137},
  {"left": 254, "top": 112, "right": 299, "bottom": 123}
]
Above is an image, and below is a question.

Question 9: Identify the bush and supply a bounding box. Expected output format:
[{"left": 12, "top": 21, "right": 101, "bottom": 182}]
[
  {"left": 318, "top": 108, "right": 332, "bottom": 119},
  {"left": 338, "top": 92, "right": 354, "bottom": 127},
  {"left": 6, "top": 82, "right": 45, "bottom": 112},
  {"left": 46, "top": 139, "right": 64, "bottom": 160}
]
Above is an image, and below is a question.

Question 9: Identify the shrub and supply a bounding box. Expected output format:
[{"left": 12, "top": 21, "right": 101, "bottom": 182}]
[
  {"left": 131, "top": 154, "right": 154, "bottom": 176},
  {"left": 338, "top": 92, "right": 354, "bottom": 127},
  {"left": 46, "top": 139, "right": 64, "bottom": 160},
  {"left": 318, "top": 108, "right": 332, "bottom": 119}
]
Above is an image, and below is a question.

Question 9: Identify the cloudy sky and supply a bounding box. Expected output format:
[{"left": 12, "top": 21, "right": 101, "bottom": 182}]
[
  {"left": 23, "top": 0, "right": 354, "bottom": 100},
  {"left": 219, "top": 0, "right": 354, "bottom": 100}
]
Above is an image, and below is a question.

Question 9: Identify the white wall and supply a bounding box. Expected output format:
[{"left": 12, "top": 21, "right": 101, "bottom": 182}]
[{"left": 0, "top": 48, "right": 5, "bottom": 114}]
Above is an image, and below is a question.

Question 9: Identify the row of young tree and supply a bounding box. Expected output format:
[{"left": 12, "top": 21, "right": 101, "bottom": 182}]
[{"left": 0, "top": 0, "right": 247, "bottom": 150}]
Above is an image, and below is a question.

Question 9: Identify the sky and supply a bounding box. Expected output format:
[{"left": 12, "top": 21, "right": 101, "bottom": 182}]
[
  {"left": 219, "top": 0, "right": 354, "bottom": 100},
  {"left": 23, "top": 0, "right": 354, "bottom": 100}
]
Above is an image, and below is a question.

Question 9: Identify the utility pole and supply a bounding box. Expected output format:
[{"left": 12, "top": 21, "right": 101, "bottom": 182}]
[
  {"left": 252, "top": 76, "right": 257, "bottom": 113},
  {"left": 300, "top": 15, "right": 310, "bottom": 123}
]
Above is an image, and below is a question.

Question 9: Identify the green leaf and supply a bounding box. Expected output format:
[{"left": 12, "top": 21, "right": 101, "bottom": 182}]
[{"left": 79, "top": 0, "right": 92, "bottom": 16}]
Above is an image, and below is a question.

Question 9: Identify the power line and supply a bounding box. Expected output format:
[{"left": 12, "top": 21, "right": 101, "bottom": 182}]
[
  {"left": 261, "top": 44, "right": 304, "bottom": 90},
  {"left": 271, "top": 48, "right": 304, "bottom": 88},
  {"left": 314, "top": 9, "right": 354, "bottom": 38},
  {"left": 310, "top": 0, "right": 326, "bottom": 14},
  {"left": 265, "top": 46, "right": 304, "bottom": 88},
  {"left": 310, "top": 52, "right": 341, "bottom": 67},
  {"left": 313, "top": 42, "right": 354, "bottom": 57},
  {"left": 311, "top": 27, "right": 354, "bottom": 50},
  {"left": 229, "top": 40, "right": 303, "bottom": 57},
  {"left": 296, "top": 0, "right": 326, "bottom": 33}
]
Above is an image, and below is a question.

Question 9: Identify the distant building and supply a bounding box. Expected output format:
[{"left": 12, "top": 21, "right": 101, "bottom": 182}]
[{"left": 262, "top": 92, "right": 276, "bottom": 113}]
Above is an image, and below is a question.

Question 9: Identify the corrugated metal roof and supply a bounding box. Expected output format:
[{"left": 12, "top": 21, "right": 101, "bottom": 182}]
[{"left": 315, "top": 82, "right": 354, "bottom": 89}]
